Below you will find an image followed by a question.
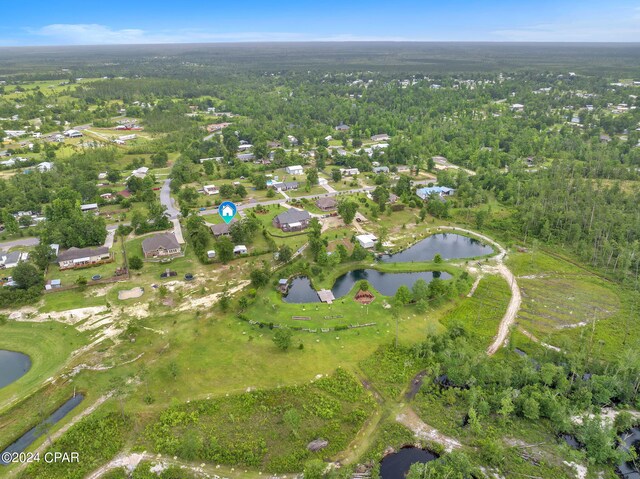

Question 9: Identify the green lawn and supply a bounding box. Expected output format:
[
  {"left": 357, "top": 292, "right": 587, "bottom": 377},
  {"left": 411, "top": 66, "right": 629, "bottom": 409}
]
[{"left": 0, "top": 321, "right": 90, "bottom": 413}]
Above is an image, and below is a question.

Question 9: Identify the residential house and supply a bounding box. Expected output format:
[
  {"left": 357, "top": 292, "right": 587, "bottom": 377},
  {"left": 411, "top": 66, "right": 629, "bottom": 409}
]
[
  {"left": 57, "top": 246, "right": 111, "bottom": 270},
  {"left": 237, "top": 153, "right": 255, "bottom": 162},
  {"left": 100, "top": 193, "right": 114, "bottom": 201},
  {"left": 600, "top": 134, "right": 612, "bottom": 143},
  {"left": 285, "top": 165, "right": 304, "bottom": 175},
  {"left": 141, "top": 233, "right": 181, "bottom": 259},
  {"left": 372, "top": 166, "right": 389, "bottom": 174},
  {"left": 287, "top": 135, "right": 299, "bottom": 146},
  {"left": 356, "top": 234, "right": 378, "bottom": 249},
  {"left": 416, "top": 186, "right": 456, "bottom": 200},
  {"left": 371, "top": 133, "right": 390, "bottom": 142},
  {"left": 510, "top": 103, "right": 525, "bottom": 112},
  {"left": 316, "top": 197, "right": 337, "bottom": 211},
  {"left": 272, "top": 181, "right": 299, "bottom": 191},
  {"left": 272, "top": 208, "right": 311, "bottom": 232},
  {"left": 211, "top": 218, "right": 237, "bottom": 237},
  {"left": 335, "top": 123, "right": 350, "bottom": 132},
  {"left": 64, "top": 129, "right": 83, "bottom": 138},
  {"left": 339, "top": 168, "right": 360, "bottom": 176},
  {"left": 233, "top": 245, "right": 248, "bottom": 255},
  {"left": 131, "top": 166, "right": 149, "bottom": 179},
  {"left": 80, "top": 203, "right": 99, "bottom": 212},
  {"left": 0, "top": 251, "right": 28, "bottom": 269},
  {"left": 203, "top": 185, "right": 219, "bottom": 195},
  {"left": 4, "top": 130, "right": 27, "bottom": 138}
]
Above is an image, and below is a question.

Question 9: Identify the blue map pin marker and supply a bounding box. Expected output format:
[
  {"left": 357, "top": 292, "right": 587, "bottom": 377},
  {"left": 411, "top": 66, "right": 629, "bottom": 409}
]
[{"left": 219, "top": 201, "right": 237, "bottom": 224}]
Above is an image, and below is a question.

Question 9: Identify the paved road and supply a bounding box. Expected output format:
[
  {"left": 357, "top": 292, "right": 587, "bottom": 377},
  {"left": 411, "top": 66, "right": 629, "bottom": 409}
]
[
  {"left": 0, "top": 236, "right": 39, "bottom": 252},
  {"left": 160, "top": 179, "right": 180, "bottom": 219},
  {"left": 197, "top": 185, "right": 375, "bottom": 217}
]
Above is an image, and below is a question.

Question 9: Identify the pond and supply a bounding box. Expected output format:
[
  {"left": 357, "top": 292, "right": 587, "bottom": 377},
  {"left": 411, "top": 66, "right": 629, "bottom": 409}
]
[
  {"left": 618, "top": 426, "right": 640, "bottom": 478},
  {"left": 0, "top": 394, "right": 85, "bottom": 465},
  {"left": 0, "top": 350, "right": 31, "bottom": 389},
  {"left": 380, "top": 233, "right": 493, "bottom": 263},
  {"left": 283, "top": 270, "right": 451, "bottom": 304},
  {"left": 380, "top": 446, "right": 438, "bottom": 479}
]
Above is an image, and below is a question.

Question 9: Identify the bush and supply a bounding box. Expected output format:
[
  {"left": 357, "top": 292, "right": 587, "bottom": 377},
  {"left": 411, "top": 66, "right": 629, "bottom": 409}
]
[{"left": 129, "top": 256, "right": 144, "bottom": 270}]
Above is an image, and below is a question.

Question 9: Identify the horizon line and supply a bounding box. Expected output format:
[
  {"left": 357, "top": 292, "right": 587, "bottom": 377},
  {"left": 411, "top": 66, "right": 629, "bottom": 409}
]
[{"left": 2, "top": 40, "right": 640, "bottom": 49}]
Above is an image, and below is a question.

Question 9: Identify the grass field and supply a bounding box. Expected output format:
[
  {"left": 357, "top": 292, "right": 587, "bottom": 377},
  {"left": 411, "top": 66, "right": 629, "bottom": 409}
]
[{"left": 0, "top": 321, "right": 89, "bottom": 412}]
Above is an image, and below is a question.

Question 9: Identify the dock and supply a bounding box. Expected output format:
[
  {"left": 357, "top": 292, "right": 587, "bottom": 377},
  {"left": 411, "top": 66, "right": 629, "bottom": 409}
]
[{"left": 317, "top": 289, "right": 335, "bottom": 304}]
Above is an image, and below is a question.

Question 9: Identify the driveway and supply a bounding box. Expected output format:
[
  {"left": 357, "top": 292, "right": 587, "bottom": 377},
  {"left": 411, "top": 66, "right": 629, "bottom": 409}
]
[{"left": 160, "top": 179, "right": 180, "bottom": 219}]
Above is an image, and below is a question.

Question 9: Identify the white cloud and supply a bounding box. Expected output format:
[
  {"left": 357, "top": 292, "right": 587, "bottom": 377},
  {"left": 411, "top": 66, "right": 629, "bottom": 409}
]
[{"left": 23, "top": 23, "right": 416, "bottom": 45}]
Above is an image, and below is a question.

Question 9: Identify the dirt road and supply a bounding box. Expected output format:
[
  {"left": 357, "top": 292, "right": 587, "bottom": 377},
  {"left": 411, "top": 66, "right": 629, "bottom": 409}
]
[{"left": 420, "top": 226, "right": 520, "bottom": 356}]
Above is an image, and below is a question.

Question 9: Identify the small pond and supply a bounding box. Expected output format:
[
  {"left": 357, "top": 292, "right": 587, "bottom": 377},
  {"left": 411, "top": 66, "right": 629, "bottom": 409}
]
[
  {"left": 380, "top": 233, "right": 493, "bottom": 263},
  {"left": 332, "top": 270, "right": 451, "bottom": 298},
  {"left": 0, "top": 394, "right": 85, "bottom": 465},
  {"left": 618, "top": 427, "right": 640, "bottom": 478},
  {"left": 380, "top": 446, "right": 438, "bottom": 479},
  {"left": 283, "top": 270, "right": 451, "bottom": 304},
  {"left": 0, "top": 350, "right": 31, "bottom": 389}
]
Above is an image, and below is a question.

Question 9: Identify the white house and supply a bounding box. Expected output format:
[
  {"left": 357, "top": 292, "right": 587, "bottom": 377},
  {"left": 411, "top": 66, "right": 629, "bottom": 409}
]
[
  {"left": 340, "top": 168, "right": 360, "bottom": 176},
  {"left": 131, "top": 167, "right": 149, "bottom": 179},
  {"left": 0, "top": 251, "right": 29, "bottom": 269},
  {"left": 356, "top": 234, "right": 378, "bottom": 249},
  {"left": 285, "top": 165, "right": 304, "bottom": 175},
  {"left": 64, "top": 129, "right": 83, "bottom": 138},
  {"left": 510, "top": 103, "right": 525, "bottom": 112},
  {"left": 207, "top": 250, "right": 216, "bottom": 259},
  {"left": 233, "top": 245, "right": 248, "bottom": 255},
  {"left": 36, "top": 162, "right": 53, "bottom": 172},
  {"left": 203, "top": 185, "right": 219, "bottom": 195}
]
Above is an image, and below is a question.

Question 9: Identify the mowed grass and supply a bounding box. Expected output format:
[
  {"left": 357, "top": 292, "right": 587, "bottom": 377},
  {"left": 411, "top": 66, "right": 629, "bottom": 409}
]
[
  {"left": 0, "top": 321, "right": 89, "bottom": 412},
  {"left": 39, "top": 289, "right": 107, "bottom": 313}
]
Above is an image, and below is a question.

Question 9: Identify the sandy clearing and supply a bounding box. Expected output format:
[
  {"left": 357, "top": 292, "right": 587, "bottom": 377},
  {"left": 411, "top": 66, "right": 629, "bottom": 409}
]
[
  {"left": 564, "top": 461, "right": 588, "bottom": 479},
  {"left": 396, "top": 406, "right": 461, "bottom": 452},
  {"left": 175, "top": 281, "right": 250, "bottom": 312}
]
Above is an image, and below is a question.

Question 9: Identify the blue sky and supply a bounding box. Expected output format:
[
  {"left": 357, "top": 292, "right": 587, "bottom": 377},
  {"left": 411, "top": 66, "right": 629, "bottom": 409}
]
[{"left": 1, "top": 0, "right": 639, "bottom": 45}]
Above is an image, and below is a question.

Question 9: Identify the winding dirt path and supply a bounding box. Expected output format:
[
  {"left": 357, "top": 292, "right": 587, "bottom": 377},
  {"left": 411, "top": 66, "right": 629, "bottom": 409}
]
[{"left": 421, "top": 226, "right": 521, "bottom": 356}]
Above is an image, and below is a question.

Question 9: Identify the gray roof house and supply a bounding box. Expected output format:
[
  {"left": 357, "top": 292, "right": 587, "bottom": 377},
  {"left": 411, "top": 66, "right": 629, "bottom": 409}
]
[
  {"left": 57, "top": 246, "right": 111, "bottom": 270},
  {"left": 272, "top": 208, "right": 311, "bottom": 232},
  {"left": 210, "top": 218, "right": 237, "bottom": 237},
  {"left": 141, "top": 233, "right": 181, "bottom": 259}
]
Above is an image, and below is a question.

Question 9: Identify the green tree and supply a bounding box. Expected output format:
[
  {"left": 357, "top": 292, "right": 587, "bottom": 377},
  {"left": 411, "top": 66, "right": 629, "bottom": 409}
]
[
  {"left": 306, "top": 167, "right": 319, "bottom": 186},
  {"left": 1, "top": 211, "right": 19, "bottom": 235},
  {"left": 394, "top": 285, "right": 412, "bottom": 305},
  {"left": 522, "top": 397, "right": 540, "bottom": 420},
  {"left": 216, "top": 236, "right": 235, "bottom": 263},
  {"left": 12, "top": 262, "right": 43, "bottom": 290},
  {"left": 129, "top": 256, "right": 143, "bottom": 270},
  {"left": 151, "top": 151, "right": 169, "bottom": 168},
  {"left": 337, "top": 200, "right": 358, "bottom": 224},
  {"left": 31, "top": 243, "right": 55, "bottom": 270},
  {"left": 277, "top": 244, "right": 293, "bottom": 263},
  {"left": 273, "top": 328, "right": 293, "bottom": 351},
  {"left": 331, "top": 169, "right": 342, "bottom": 182}
]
